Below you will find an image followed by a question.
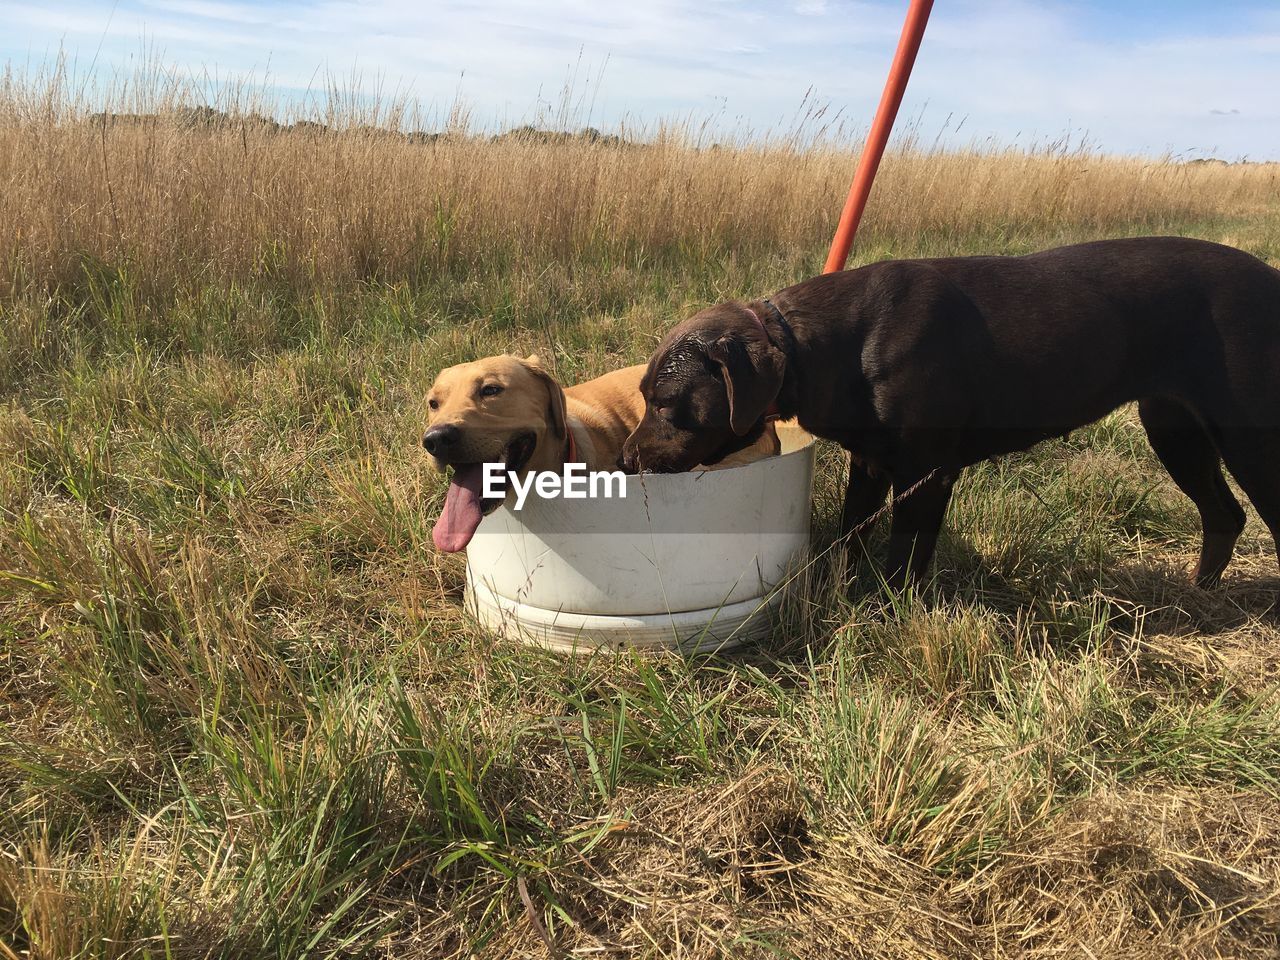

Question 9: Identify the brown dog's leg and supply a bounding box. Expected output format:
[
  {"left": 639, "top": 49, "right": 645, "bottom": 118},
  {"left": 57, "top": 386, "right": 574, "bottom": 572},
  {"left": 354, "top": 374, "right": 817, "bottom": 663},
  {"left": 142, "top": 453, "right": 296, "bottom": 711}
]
[
  {"left": 1213, "top": 428, "right": 1280, "bottom": 582},
  {"left": 1137, "top": 398, "right": 1246, "bottom": 587},
  {"left": 883, "top": 469, "right": 956, "bottom": 591},
  {"left": 840, "top": 456, "right": 891, "bottom": 563}
]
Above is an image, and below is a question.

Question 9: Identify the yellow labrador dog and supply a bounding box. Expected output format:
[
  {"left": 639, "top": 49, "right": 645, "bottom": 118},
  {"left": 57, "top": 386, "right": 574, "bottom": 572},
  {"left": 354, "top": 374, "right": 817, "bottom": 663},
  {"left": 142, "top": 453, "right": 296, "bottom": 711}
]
[{"left": 423, "top": 355, "right": 779, "bottom": 552}]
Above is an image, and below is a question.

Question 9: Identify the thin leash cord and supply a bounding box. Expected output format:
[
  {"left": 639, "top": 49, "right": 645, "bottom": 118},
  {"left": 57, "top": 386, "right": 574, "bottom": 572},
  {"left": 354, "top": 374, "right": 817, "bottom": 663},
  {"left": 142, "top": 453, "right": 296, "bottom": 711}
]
[{"left": 841, "top": 466, "right": 941, "bottom": 540}]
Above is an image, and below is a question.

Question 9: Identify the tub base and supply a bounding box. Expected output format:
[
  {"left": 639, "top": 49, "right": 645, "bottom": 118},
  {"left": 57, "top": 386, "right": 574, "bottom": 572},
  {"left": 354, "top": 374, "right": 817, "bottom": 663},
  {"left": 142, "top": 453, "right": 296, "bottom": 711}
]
[{"left": 466, "top": 575, "right": 780, "bottom": 654}]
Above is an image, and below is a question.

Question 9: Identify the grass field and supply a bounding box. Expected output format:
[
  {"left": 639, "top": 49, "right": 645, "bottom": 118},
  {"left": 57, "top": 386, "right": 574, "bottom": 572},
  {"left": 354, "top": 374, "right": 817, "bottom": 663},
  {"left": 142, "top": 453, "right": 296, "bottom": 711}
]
[{"left": 3, "top": 77, "right": 1280, "bottom": 958}]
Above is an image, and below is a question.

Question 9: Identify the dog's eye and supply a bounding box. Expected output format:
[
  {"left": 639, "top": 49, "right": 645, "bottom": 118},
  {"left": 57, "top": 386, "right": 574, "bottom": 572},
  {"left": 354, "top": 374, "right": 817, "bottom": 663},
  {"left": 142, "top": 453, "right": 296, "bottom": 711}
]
[
  {"left": 428, "top": 398, "right": 439, "bottom": 410},
  {"left": 480, "top": 384, "right": 503, "bottom": 398}
]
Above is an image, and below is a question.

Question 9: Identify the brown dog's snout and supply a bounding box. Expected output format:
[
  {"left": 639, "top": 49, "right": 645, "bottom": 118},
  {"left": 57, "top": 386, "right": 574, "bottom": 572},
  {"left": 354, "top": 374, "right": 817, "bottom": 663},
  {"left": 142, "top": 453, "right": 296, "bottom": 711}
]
[
  {"left": 422, "top": 423, "right": 461, "bottom": 457},
  {"left": 621, "top": 429, "right": 682, "bottom": 474}
]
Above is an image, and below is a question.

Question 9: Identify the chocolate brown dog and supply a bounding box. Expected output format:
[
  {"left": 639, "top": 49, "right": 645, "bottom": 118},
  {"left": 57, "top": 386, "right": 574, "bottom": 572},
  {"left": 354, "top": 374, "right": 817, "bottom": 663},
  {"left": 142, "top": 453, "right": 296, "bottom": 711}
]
[{"left": 621, "top": 237, "right": 1280, "bottom": 590}]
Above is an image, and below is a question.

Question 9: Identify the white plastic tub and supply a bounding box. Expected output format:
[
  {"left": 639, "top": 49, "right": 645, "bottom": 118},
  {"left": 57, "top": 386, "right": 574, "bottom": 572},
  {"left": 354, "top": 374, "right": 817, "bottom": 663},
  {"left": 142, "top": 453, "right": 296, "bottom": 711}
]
[{"left": 464, "top": 423, "right": 816, "bottom": 653}]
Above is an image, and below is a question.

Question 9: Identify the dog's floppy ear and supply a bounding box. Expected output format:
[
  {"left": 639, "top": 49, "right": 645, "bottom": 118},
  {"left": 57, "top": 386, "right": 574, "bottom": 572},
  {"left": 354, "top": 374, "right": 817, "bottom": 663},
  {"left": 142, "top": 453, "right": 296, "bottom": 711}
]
[
  {"left": 705, "top": 335, "right": 786, "bottom": 436},
  {"left": 521, "top": 354, "right": 568, "bottom": 440}
]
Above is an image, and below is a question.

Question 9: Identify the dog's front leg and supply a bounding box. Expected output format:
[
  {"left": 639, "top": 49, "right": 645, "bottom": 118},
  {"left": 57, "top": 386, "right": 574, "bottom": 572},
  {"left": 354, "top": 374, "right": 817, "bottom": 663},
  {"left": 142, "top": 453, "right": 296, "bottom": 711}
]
[
  {"left": 883, "top": 468, "right": 956, "bottom": 592},
  {"left": 840, "top": 455, "right": 890, "bottom": 564}
]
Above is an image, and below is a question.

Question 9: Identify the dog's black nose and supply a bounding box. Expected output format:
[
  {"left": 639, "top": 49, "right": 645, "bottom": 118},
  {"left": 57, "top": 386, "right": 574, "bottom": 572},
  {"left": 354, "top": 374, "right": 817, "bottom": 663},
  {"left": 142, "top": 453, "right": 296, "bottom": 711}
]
[{"left": 423, "top": 424, "right": 461, "bottom": 456}]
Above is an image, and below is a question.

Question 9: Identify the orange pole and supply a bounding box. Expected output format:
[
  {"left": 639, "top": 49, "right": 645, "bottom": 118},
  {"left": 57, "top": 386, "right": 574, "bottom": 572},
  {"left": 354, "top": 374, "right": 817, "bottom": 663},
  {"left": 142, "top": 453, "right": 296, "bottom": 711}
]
[{"left": 823, "top": 0, "right": 934, "bottom": 274}]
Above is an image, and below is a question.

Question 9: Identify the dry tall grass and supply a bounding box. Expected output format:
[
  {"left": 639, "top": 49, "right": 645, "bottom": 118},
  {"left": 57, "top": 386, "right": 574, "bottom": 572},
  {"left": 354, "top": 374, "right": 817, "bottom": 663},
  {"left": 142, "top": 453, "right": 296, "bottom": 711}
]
[{"left": 2, "top": 69, "right": 1277, "bottom": 299}]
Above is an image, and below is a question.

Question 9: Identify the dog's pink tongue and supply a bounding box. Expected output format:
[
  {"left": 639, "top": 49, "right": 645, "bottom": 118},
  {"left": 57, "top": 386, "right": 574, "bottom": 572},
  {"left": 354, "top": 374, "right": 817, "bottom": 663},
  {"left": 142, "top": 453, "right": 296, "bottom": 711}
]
[{"left": 433, "top": 464, "right": 487, "bottom": 553}]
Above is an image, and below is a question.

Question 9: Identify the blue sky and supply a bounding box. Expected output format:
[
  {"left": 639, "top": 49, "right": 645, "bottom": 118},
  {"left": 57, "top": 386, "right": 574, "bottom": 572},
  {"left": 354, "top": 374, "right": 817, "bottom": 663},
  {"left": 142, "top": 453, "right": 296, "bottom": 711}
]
[{"left": 3, "top": 1, "right": 1278, "bottom": 159}]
